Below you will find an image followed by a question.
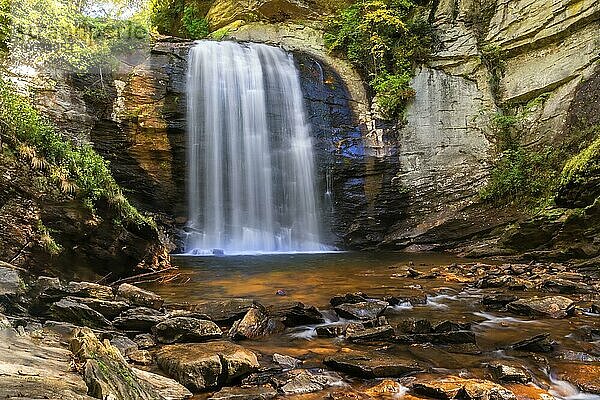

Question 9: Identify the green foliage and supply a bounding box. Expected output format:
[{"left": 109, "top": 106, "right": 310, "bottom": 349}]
[
  {"left": 0, "top": 78, "right": 154, "bottom": 227},
  {"left": 324, "top": 0, "right": 433, "bottom": 120},
  {"left": 149, "top": 0, "right": 184, "bottom": 35},
  {"left": 149, "top": 0, "right": 210, "bottom": 38},
  {"left": 2, "top": 0, "right": 149, "bottom": 72},
  {"left": 480, "top": 147, "right": 558, "bottom": 204},
  {"left": 480, "top": 43, "right": 506, "bottom": 100},
  {"left": 181, "top": 4, "right": 208, "bottom": 38},
  {"left": 559, "top": 126, "right": 600, "bottom": 188},
  {"left": 371, "top": 72, "right": 414, "bottom": 120},
  {"left": 481, "top": 97, "right": 561, "bottom": 205},
  {"left": 37, "top": 220, "right": 62, "bottom": 255}
]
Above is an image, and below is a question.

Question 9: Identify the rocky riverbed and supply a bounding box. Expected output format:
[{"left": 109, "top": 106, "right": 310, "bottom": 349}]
[{"left": 1, "top": 256, "right": 599, "bottom": 399}]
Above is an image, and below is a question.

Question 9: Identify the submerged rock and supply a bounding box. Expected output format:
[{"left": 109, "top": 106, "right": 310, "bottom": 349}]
[
  {"left": 152, "top": 316, "right": 222, "bottom": 343},
  {"left": 324, "top": 351, "right": 422, "bottom": 378},
  {"left": 49, "top": 298, "right": 111, "bottom": 328},
  {"left": 155, "top": 341, "right": 259, "bottom": 391},
  {"left": 208, "top": 384, "right": 277, "bottom": 400},
  {"left": 116, "top": 283, "right": 164, "bottom": 310},
  {"left": 334, "top": 300, "right": 388, "bottom": 321},
  {"left": 412, "top": 376, "right": 517, "bottom": 400},
  {"left": 511, "top": 333, "right": 555, "bottom": 353},
  {"left": 507, "top": 296, "right": 575, "bottom": 319}
]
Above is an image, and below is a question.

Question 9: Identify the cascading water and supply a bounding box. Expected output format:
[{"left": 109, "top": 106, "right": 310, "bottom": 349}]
[{"left": 185, "top": 40, "right": 326, "bottom": 255}]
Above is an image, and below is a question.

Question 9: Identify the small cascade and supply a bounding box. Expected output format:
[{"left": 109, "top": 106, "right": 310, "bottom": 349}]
[{"left": 185, "top": 40, "right": 327, "bottom": 255}]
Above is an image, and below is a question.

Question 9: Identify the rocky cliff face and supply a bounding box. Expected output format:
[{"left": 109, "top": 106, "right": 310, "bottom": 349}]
[{"left": 3, "top": 0, "right": 599, "bottom": 262}]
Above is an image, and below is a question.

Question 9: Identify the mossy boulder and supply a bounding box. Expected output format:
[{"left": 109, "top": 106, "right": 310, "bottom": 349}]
[{"left": 556, "top": 131, "right": 600, "bottom": 208}]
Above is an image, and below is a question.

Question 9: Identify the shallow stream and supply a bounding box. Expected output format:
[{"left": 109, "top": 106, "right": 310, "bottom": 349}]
[{"left": 146, "top": 252, "right": 600, "bottom": 399}]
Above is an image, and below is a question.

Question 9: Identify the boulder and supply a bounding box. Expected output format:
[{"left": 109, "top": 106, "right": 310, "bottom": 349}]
[
  {"left": 330, "top": 292, "right": 369, "bottom": 307},
  {"left": 274, "top": 369, "right": 346, "bottom": 395},
  {"left": 273, "top": 353, "right": 302, "bottom": 369},
  {"left": 272, "top": 302, "right": 324, "bottom": 326},
  {"left": 399, "top": 319, "right": 432, "bottom": 334},
  {"left": 540, "top": 278, "right": 593, "bottom": 294},
  {"left": 0, "top": 264, "right": 25, "bottom": 314},
  {"left": 0, "top": 264, "right": 22, "bottom": 296},
  {"left": 364, "top": 379, "right": 407, "bottom": 397},
  {"left": 511, "top": 333, "right": 555, "bottom": 353},
  {"left": 113, "top": 307, "right": 166, "bottom": 331},
  {"left": 66, "top": 296, "right": 130, "bottom": 320},
  {"left": 128, "top": 349, "right": 153, "bottom": 365},
  {"left": 316, "top": 323, "right": 354, "bottom": 338},
  {"left": 132, "top": 367, "right": 193, "bottom": 399},
  {"left": 555, "top": 364, "right": 600, "bottom": 394},
  {"left": 208, "top": 384, "right": 277, "bottom": 400},
  {"left": 432, "top": 321, "right": 471, "bottom": 333},
  {"left": 116, "top": 283, "right": 164, "bottom": 310},
  {"left": 49, "top": 298, "right": 111, "bottom": 328},
  {"left": 134, "top": 333, "right": 157, "bottom": 349},
  {"left": 324, "top": 352, "right": 422, "bottom": 378},
  {"left": 70, "top": 327, "right": 157, "bottom": 400},
  {"left": 507, "top": 296, "right": 575, "bottom": 319},
  {"left": 346, "top": 325, "right": 395, "bottom": 342},
  {"left": 152, "top": 317, "right": 222, "bottom": 343},
  {"left": 334, "top": 301, "right": 388, "bottom": 321},
  {"left": 174, "top": 298, "right": 256, "bottom": 324},
  {"left": 395, "top": 330, "right": 476, "bottom": 345},
  {"left": 65, "top": 281, "right": 114, "bottom": 300},
  {"left": 155, "top": 341, "right": 259, "bottom": 391},
  {"left": 110, "top": 335, "right": 138, "bottom": 356},
  {"left": 0, "top": 314, "right": 94, "bottom": 400},
  {"left": 487, "top": 362, "right": 531, "bottom": 383},
  {"left": 482, "top": 294, "right": 518, "bottom": 310},
  {"left": 229, "top": 307, "right": 282, "bottom": 340},
  {"left": 412, "top": 376, "right": 516, "bottom": 400}
]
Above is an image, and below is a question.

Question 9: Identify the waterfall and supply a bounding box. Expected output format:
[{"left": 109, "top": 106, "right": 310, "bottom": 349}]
[{"left": 185, "top": 41, "right": 325, "bottom": 255}]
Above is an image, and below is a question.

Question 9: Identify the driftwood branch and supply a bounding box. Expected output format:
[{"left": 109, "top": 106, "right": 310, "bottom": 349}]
[{"left": 111, "top": 266, "right": 178, "bottom": 286}]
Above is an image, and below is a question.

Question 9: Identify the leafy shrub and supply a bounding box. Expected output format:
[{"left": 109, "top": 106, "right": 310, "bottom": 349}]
[
  {"left": 0, "top": 78, "right": 154, "bottom": 227},
  {"left": 480, "top": 43, "right": 506, "bottom": 100},
  {"left": 3, "top": 0, "right": 149, "bottom": 72},
  {"left": 480, "top": 147, "right": 557, "bottom": 204},
  {"left": 559, "top": 127, "right": 600, "bottom": 187},
  {"left": 149, "top": 0, "right": 210, "bottom": 39},
  {"left": 182, "top": 4, "right": 209, "bottom": 38},
  {"left": 149, "top": 0, "right": 185, "bottom": 35},
  {"left": 324, "top": 0, "right": 433, "bottom": 119}
]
